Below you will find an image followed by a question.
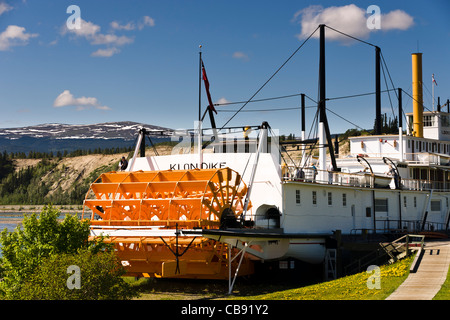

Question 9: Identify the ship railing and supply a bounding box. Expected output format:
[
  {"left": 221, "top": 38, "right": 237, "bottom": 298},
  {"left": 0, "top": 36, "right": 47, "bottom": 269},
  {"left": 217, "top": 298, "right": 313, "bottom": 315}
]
[
  {"left": 283, "top": 166, "right": 450, "bottom": 191},
  {"left": 282, "top": 167, "right": 384, "bottom": 188},
  {"left": 346, "top": 152, "right": 448, "bottom": 164},
  {"left": 374, "top": 219, "right": 448, "bottom": 234},
  {"left": 400, "top": 178, "right": 450, "bottom": 192},
  {"left": 348, "top": 152, "right": 402, "bottom": 158},
  {"left": 406, "top": 152, "right": 450, "bottom": 165},
  {"left": 349, "top": 220, "right": 448, "bottom": 238}
]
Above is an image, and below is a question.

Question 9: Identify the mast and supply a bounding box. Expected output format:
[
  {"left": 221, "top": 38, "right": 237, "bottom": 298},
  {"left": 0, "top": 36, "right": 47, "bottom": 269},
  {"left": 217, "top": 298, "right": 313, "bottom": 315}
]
[
  {"left": 318, "top": 24, "right": 338, "bottom": 172},
  {"left": 300, "top": 93, "right": 307, "bottom": 167},
  {"left": 398, "top": 88, "right": 404, "bottom": 162},
  {"left": 375, "top": 46, "right": 381, "bottom": 135}
]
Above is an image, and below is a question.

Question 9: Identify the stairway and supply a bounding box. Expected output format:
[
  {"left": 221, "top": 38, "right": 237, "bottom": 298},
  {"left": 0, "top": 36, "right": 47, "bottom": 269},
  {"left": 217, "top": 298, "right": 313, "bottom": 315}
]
[
  {"left": 380, "top": 242, "right": 408, "bottom": 264},
  {"left": 380, "top": 234, "right": 425, "bottom": 264},
  {"left": 343, "top": 234, "right": 425, "bottom": 276}
]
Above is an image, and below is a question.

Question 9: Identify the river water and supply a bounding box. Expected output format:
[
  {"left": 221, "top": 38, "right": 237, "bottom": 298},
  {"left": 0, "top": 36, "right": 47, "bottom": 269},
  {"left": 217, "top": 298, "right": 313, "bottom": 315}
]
[
  {"left": 0, "top": 214, "right": 24, "bottom": 231},
  {"left": 0, "top": 212, "right": 83, "bottom": 256},
  {"left": 0, "top": 214, "right": 23, "bottom": 257}
]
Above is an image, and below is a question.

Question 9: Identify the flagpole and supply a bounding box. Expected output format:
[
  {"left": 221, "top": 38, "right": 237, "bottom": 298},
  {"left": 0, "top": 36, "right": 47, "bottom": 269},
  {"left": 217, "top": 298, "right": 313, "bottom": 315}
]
[
  {"left": 198, "top": 45, "right": 203, "bottom": 164},
  {"left": 432, "top": 74, "right": 435, "bottom": 111},
  {"left": 199, "top": 45, "right": 202, "bottom": 122}
]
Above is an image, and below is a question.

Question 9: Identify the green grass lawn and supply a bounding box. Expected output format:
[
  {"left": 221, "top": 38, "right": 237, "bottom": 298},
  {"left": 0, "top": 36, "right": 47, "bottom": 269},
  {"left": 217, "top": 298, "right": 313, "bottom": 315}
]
[
  {"left": 130, "top": 252, "right": 450, "bottom": 300},
  {"left": 232, "top": 255, "right": 416, "bottom": 300},
  {"left": 433, "top": 265, "right": 450, "bottom": 300}
]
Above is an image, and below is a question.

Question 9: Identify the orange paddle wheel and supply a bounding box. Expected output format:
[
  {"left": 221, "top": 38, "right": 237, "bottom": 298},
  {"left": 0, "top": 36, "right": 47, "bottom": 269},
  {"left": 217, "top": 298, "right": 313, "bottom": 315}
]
[{"left": 82, "top": 167, "right": 254, "bottom": 279}]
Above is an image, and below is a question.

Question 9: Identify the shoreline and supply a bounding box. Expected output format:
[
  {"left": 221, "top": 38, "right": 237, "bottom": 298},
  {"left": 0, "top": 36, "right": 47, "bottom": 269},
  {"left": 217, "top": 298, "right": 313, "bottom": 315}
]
[
  {"left": 0, "top": 205, "right": 90, "bottom": 224},
  {"left": 0, "top": 204, "right": 84, "bottom": 214}
]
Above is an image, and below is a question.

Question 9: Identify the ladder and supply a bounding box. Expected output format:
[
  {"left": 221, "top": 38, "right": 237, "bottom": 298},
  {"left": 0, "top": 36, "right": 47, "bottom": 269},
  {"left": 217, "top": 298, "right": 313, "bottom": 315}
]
[
  {"left": 421, "top": 190, "right": 433, "bottom": 231},
  {"left": 324, "top": 249, "right": 337, "bottom": 280}
]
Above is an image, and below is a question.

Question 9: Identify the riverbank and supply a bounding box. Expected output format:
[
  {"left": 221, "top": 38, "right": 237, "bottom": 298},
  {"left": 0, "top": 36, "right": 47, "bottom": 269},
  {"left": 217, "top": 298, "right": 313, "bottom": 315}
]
[
  {"left": 0, "top": 205, "right": 86, "bottom": 224},
  {"left": 0, "top": 204, "right": 83, "bottom": 214}
]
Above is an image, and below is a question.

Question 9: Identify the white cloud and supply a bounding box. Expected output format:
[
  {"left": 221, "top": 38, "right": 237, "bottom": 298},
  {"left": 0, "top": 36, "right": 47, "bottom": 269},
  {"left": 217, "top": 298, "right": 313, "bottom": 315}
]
[
  {"left": 232, "top": 51, "right": 249, "bottom": 61},
  {"left": 0, "top": 2, "right": 13, "bottom": 16},
  {"left": 62, "top": 16, "right": 154, "bottom": 57},
  {"left": 293, "top": 4, "right": 414, "bottom": 43},
  {"left": 53, "top": 90, "right": 110, "bottom": 111},
  {"left": 62, "top": 18, "right": 134, "bottom": 47},
  {"left": 91, "top": 47, "right": 120, "bottom": 58},
  {"left": 89, "top": 33, "right": 134, "bottom": 46},
  {"left": 110, "top": 21, "right": 136, "bottom": 31},
  {"left": 215, "top": 97, "right": 231, "bottom": 105},
  {"left": 138, "top": 16, "right": 155, "bottom": 30},
  {"left": 0, "top": 25, "right": 38, "bottom": 51},
  {"left": 62, "top": 19, "right": 100, "bottom": 38},
  {"left": 61, "top": 18, "right": 134, "bottom": 57},
  {"left": 382, "top": 10, "right": 414, "bottom": 31}
]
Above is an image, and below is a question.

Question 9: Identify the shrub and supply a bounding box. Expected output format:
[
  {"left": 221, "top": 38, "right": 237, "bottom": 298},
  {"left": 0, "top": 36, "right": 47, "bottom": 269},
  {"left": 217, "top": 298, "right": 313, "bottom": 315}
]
[
  {"left": 17, "top": 249, "right": 137, "bottom": 300},
  {"left": 0, "top": 204, "right": 132, "bottom": 300}
]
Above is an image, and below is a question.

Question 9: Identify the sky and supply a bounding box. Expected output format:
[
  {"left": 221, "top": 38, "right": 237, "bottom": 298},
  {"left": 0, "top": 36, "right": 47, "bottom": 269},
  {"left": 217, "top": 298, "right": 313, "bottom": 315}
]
[{"left": 0, "top": 0, "right": 449, "bottom": 137}]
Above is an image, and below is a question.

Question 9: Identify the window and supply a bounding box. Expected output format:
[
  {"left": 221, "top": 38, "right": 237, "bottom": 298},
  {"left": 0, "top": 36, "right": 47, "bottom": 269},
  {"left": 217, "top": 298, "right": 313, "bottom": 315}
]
[
  {"left": 414, "top": 196, "right": 417, "bottom": 208},
  {"left": 374, "top": 198, "right": 388, "bottom": 212},
  {"left": 312, "top": 191, "right": 317, "bottom": 206},
  {"left": 431, "top": 200, "right": 441, "bottom": 212},
  {"left": 441, "top": 115, "right": 450, "bottom": 127},
  {"left": 342, "top": 193, "right": 347, "bottom": 207},
  {"left": 328, "top": 192, "right": 332, "bottom": 206},
  {"left": 423, "top": 115, "right": 434, "bottom": 127},
  {"left": 295, "top": 190, "right": 301, "bottom": 205},
  {"left": 404, "top": 196, "right": 407, "bottom": 207}
]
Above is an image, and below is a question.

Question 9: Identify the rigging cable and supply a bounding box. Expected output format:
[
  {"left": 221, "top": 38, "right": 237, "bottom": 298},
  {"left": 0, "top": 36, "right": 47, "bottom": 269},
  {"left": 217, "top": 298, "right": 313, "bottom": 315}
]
[
  {"left": 325, "top": 25, "right": 377, "bottom": 48},
  {"left": 214, "top": 92, "right": 308, "bottom": 107},
  {"left": 380, "top": 51, "right": 409, "bottom": 127},
  {"left": 218, "top": 25, "right": 320, "bottom": 132},
  {"left": 380, "top": 58, "right": 396, "bottom": 121},
  {"left": 215, "top": 24, "right": 411, "bottom": 160}
]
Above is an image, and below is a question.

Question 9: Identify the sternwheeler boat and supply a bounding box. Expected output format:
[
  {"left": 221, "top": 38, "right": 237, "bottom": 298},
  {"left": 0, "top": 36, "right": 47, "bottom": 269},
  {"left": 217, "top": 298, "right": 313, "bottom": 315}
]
[{"left": 82, "top": 25, "right": 449, "bottom": 290}]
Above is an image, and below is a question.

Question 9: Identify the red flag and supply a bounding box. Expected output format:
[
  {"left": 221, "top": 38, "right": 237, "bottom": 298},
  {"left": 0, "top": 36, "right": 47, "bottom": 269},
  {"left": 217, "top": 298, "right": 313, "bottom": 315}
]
[
  {"left": 432, "top": 74, "right": 438, "bottom": 86},
  {"left": 201, "top": 61, "right": 217, "bottom": 114}
]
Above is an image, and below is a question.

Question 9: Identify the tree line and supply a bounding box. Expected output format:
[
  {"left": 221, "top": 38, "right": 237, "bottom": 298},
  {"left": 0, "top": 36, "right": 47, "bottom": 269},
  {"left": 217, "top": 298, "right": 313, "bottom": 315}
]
[
  {"left": 0, "top": 146, "right": 124, "bottom": 205},
  {"left": 5, "top": 145, "right": 134, "bottom": 160}
]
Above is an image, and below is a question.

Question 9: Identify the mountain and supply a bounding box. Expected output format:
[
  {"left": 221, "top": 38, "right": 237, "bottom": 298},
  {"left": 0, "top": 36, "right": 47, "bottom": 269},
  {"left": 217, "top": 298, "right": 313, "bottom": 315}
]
[{"left": 0, "top": 121, "right": 173, "bottom": 154}]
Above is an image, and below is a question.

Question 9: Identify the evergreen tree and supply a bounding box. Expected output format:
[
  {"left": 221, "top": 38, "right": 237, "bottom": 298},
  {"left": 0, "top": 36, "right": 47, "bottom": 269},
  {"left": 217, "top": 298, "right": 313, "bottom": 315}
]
[
  {"left": 0, "top": 151, "right": 15, "bottom": 181},
  {"left": 373, "top": 114, "right": 398, "bottom": 134}
]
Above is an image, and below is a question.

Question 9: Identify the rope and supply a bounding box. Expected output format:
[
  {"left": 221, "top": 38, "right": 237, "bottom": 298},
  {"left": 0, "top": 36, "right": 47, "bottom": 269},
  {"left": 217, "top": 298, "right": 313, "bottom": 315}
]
[
  {"left": 214, "top": 92, "right": 308, "bottom": 107},
  {"left": 325, "top": 25, "right": 377, "bottom": 48},
  {"left": 219, "top": 25, "right": 320, "bottom": 131}
]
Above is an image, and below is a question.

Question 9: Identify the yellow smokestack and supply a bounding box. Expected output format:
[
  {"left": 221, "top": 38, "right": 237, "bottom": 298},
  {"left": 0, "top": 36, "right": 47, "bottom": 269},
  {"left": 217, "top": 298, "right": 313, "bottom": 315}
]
[{"left": 412, "top": 53, "right": 423, "bottom": 138}]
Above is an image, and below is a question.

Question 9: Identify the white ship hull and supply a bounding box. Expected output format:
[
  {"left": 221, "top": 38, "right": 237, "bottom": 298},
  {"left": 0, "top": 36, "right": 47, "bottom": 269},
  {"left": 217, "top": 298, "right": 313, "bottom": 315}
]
[{"left": 124, "top": 149, "right": 449, "bottom": 265}]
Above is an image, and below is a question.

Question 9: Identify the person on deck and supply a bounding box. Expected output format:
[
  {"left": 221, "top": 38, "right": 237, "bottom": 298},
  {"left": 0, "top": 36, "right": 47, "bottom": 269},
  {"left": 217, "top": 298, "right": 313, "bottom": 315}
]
[
  {"left": 385, "top": 164, "right": 400, "bottom": 189},
  {"left": 119, "top": 156, "right": 128, "bottom": 171}
]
